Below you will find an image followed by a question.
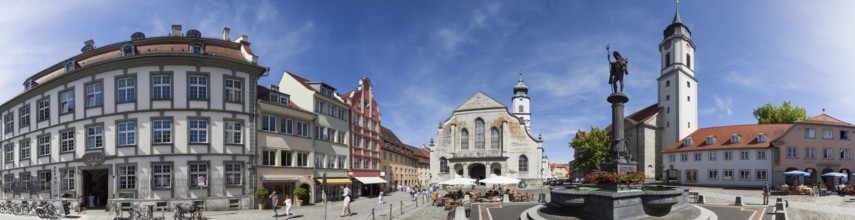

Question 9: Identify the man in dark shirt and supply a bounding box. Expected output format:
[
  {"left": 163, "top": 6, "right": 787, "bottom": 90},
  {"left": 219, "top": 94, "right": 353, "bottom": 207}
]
[{"left": 762, "top": 182, "right": 771, "bottom": 205}]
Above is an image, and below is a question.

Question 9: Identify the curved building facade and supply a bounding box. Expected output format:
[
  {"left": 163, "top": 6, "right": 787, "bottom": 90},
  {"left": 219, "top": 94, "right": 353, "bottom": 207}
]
[{"left": 0, "top": 26, "right": 265, "bottom": 210}]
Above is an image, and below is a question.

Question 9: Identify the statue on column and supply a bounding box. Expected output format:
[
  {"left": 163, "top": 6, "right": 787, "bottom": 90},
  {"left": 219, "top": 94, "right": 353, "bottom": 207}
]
[{"left": 607, "top": 45, "right": 629, "bottom": 93}]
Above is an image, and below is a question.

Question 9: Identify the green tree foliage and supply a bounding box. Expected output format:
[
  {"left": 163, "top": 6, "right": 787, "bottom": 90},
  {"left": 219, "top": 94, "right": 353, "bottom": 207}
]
[
  {"left": 569, "top": 126, "right": 610, "bottom": 173},
  {"left": 752, "top": 101, "right": 807, "bottom": 124}
]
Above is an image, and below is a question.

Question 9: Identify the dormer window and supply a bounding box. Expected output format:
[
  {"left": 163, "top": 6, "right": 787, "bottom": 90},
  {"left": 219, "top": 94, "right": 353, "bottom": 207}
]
[
  {"left": 268, "top": 91, "right": 289, "bottom": 105},
  {"left": 757, "top": 133, "right": 767, "bottom": 143},
  {"left": 731, "top": 134, "right": 741, "bottom": 144},
  {"left": 186, "top": 29, "right": 201, "bottom": 39},
  {"left": 64, "top": 59, "right": 78, "bottom": 73},
  {"left": 191, "top": 44, "right": 203, "bottom": 54},
  {"left": 684, "top": 137, "right": 693, "bottom": 146},
  {"left": 705, "top": 135, "right": 715, "bottom": 145},
  {"left": 121, "top": 43, "right": 136, "bottom": 56}
]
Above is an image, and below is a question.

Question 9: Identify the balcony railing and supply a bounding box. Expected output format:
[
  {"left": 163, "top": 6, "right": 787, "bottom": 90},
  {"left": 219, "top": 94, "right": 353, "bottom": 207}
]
[{"left": 451, "top": 150, "right": 503, "bottom": 159}]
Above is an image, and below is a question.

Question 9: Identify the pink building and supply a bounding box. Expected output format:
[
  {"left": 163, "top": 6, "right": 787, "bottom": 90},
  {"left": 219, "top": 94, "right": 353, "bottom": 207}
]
[{"left": 772, "top": 114, "right": 855, "bottom": 187}]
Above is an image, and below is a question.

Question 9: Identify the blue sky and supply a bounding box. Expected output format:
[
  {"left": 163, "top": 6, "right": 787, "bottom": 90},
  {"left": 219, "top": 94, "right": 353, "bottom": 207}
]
[{"left": 1, "top": 1, "right": 854, "bottom": 165}]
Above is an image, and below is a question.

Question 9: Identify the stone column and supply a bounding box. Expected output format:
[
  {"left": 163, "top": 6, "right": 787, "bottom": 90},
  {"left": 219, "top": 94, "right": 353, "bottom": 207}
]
[{"left": 604, "top": 93, "right": 637, "bottom": 174}]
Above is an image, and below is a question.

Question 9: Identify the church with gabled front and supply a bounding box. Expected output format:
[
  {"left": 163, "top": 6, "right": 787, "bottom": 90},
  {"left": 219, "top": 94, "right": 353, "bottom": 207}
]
[{"left": 430, "top": 79, "right": 544, "bottom": 187}]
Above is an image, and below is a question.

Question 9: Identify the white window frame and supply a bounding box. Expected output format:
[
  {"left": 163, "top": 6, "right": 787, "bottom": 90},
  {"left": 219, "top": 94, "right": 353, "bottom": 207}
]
[
  {"left": 61, "top": 170, "right": 75, "bottom": 191},
  {"left": 19, "top": 105, "right": 30, "bottom": 128},
  {"left": 297, "top": 121, "right": 308, "bottom": 137},
  {"left": 694, "top": 152, "right": 702, "bottom": 161},
  {"left": 20, "top": 139, "right": 30, "bottom": 160},
  {"left": 85, "top": 82, "right": 103, "bottom": 107},
  {"left": 86, "top": 125, "right": 104, "bottom": 149},
  {"left": 262, "top": 115, "right": 276, "bottom": 132},
  {"left": 118, "top": 165, "right": 136, "bottom": 189},
  {"left": 297, "top": 152, "right": 308, "bottom": 167},
  {"left": 757, "top": 151, "right": 767, "bottom": 160},
  {"left": 787, "top": 147, "right": 797, "bottom": 158},
  {"left": 117, "top": 77, "right": 136, "bottom": 103},
  {"left": 806, "top": 147, "right": 816, "bottom": 159},
  {"left": 224, "top": 162, "right": 243, "bottom": 186},
  {"left": 824, "top": 148, "right": 834, "bottom": 160},
  {"left": 188, "top": 75, "right": 208, "bottom": 100},
  {"left": 823, "top": 129, "right": 833, "bottom": 139},
  {"left": 38, "top": 171, "right": 51, "bottom": 191},
  {"left": 225, "top": 121, "right": 243, "bottom": 144},
  {"left": 739, "top": 151, "right": 749, "bottom": 160},
  {"left": 189, "top": 162, "right": 208, "bottom": 187},
  {"left": 805, "top": 128, "right": 816, "bottom": 139},
  {"left": 117, "top": 121, "right": 136, "bottom": 146},
  {"left": 37, "top": 99, "right": 49, "bottom": 121},
  {"left": 152, "top": 75, "right": 171, "bottom": 100},
  {"left": 37, "top": 135, "right": 50, "bottom": 156},
  {"left": 708, "top": 169, "right": 718, "bottom": 180},
  {"left": 152, "top": 119, "right": 172, "bottom": 144},
  {"left": 842, "top": 149, "right": 851, "bottom": 160},
  {"left": 262, "top": 150, "right": 276, "bottom": 166},
  {"left": 152, "top": 163, "right": 172, "bottom": 189},
  {"left": 282, "top": 118, "right": 293, "bottom": 135},
  {"left": 739, "top": 169, "right": 751, "bottom": 181},
  {"left": 756, "top": 169, "right": 768, "bottom": 181},
  {"left": 708, "top": 152, "right": 717, "bottom": 161},
  {"left": 60, "top": 90, "right": 74, "bottom": 114},
  {"left": 224, "top": 78, "right": 242, "bottom": 103},
  {"left": 60, "top": 130, "right": 75, "bottom": 152},
  {"left": 189, "top": 119, "right": 209, "bottom": 143}
]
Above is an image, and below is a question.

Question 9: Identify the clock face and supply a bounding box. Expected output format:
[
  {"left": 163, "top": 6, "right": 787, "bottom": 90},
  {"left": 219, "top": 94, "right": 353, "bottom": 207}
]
[{"left": 664, "top": 40, "right": 672, "bottom": 50}]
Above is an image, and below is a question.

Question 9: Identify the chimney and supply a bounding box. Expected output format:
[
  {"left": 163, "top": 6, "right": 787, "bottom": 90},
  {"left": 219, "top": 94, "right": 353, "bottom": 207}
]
[
  {"left": 270, "top": 85, "right": 279, "bottom": 91},
  {"left": 171, "top": 25, "right": 182, "bottom": 37},
  {"left": 81, "top": 39, "right": 96, "bottom": 53},
  {"left": 222, "top": 27, "right": 231, "bottom": 41},
  {"left": 234, "top": 35, "right": 249, "bottom": 43}
]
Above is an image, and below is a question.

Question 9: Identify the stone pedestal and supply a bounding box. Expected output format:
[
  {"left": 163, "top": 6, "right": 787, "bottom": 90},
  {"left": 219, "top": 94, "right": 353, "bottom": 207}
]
[{"left": 603, "top": 93, "right": 638, "bottom": 174}]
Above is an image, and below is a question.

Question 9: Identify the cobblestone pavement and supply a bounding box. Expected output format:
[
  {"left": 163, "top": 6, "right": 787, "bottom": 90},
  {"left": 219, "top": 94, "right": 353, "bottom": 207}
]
[{"left": 684, "top": 185, "right": 855, "bottom": 220}]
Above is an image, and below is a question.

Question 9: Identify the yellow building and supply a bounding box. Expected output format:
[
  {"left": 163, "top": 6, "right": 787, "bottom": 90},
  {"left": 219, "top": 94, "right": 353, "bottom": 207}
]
[{"left": 380, "top": 127, "right": 420, "bottom": 190}]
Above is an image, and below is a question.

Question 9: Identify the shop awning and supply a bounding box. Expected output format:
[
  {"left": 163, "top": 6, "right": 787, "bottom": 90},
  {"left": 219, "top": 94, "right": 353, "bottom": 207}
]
[
  {"left": 315, "top": 177, "right": 353, "bottom": 185},
  {"left": 261, "top": 174, "right": 300, "bottom": 181},
  {"left": 354, "top": 177, "right": 388, "bottom": 184}
]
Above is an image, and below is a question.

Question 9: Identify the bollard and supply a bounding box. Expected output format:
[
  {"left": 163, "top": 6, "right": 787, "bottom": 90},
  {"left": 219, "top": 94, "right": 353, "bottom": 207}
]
[
  {"left": 735, "top": 196, "right": 744, "bottom": 206},
  {"left": 389, "top": 203, "right": 393, "bottom": 220},
  {"left": 401, "top": 201, "right": 404, "bottom": 214},
  {"left": 372, "top": 208, "right": 375, "bottom": 220},
  {"left": 697, "top": 195, "right": 705, "bottom": 204},
  {"left": 416, "top": 199, "right": 418, "bottom": 208}
]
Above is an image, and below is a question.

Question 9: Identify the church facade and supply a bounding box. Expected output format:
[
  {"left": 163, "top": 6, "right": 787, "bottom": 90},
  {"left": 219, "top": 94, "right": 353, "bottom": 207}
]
[{"left": 430, "top": 80, "right": 543, "bottom": 187}]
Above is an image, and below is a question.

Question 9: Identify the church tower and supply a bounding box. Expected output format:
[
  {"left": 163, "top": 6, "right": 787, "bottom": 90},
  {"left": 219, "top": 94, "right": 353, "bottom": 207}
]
[
  {"left": 658, "top": 4, "right": 697, "bottom": 151},
  {"left": 512, "top": 75, "right": 531, "bottom": 132}
]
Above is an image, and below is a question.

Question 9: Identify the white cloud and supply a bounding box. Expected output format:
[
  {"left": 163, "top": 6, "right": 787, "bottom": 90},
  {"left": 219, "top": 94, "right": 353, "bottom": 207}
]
[{"left": 701, "top": 94, "right": 732, "bottom": 118}]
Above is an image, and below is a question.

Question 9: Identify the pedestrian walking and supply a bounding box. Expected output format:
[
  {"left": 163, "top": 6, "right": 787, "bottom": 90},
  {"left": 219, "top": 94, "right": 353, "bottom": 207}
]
[
  {"left": 422, "top": 189, "right": 428, "bottom": 202},
  {"left": 340, "top": 195, "right": 352, "bottom": 217},
  {"left": 269, "top": 191, "right": 280, "bottom": 217},
  {"left": 284, "top": 195, "right": 293, "bottom": 219},
  {"left": 762, "top": 182, "right": 771, "bottom": 205},
  {"left": 378, "top": 191, "right": 385, "bottom": 204}
]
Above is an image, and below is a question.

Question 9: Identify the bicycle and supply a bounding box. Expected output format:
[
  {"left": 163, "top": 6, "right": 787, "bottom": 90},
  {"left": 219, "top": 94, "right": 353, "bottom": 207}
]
[{"left": 173, "top": 202, "right": 203, "bottom": 220}]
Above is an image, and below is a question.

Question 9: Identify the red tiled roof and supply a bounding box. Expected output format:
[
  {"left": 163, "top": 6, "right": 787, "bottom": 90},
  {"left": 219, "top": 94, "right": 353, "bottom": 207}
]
[
  {"left": 797, "top": 114, "right": 853, "bottom": 126},
  {"left": 549, "top": 164, "right": 570, "bottom": 172},
  {"left": 605, "top": 103, "right": 660, "bottom": 134},
  {"left": 287, "top": 72, "right": 316, "bottom": 91},
  {"left": 662, "top": 124, "right": 791, "bottom": 153}
]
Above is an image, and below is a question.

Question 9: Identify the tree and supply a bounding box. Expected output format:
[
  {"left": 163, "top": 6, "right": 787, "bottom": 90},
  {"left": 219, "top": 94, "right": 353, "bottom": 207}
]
[
  {"left": 569, "top": 126, "right": 610, "bottom": 174},
  {"left": 752, "top": 101, "right": 807, "bottom": 124}
]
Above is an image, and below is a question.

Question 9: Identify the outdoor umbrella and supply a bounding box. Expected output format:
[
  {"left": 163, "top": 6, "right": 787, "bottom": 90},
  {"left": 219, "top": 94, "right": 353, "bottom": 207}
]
[
  {"left": 821, "top": 172, "right": 846, "bottom": 177},
  {"left": 783, "top": 170, "right": 810, "bottom": 186},
  {"left": 480, "top": 176, "right": 522, "bottom": 185},
  {"left": 783, "top": 170, "right": 811, "bottom": 176},
  {"left": 439, "top": 177, "right": 476, "bottom": 186}
]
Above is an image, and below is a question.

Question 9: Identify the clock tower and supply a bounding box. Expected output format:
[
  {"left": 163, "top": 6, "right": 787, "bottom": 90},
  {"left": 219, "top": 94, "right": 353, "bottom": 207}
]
[
  {"left": 512, "top": 75, "right": 531, "bottom": 132},
  {"left": 658, "top": 5, "right": 697, "bottom": 156}
]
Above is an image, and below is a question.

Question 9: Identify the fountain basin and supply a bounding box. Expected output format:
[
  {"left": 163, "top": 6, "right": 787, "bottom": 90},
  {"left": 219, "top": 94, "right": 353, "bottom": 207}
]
[{"left": 547, "top": 185, "right": 689, "bottom": 220}]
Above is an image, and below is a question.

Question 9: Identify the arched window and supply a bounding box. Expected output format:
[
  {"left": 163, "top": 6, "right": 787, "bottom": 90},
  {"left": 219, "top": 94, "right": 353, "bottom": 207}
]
[
  {"left": 440, "top": 157, "right": 449, "bottom": 173},
  {"left": 518, "top": 155, "right": 528, "bottom": 172},
  {"left": 460, "top": 129, "right": 469, "bottom": 150},
  {"left": 474, "top": 119, "right": 485, "bottom": 149},
  {"left": 491, "top": 127, "right": 500, "bottom": 149},
  {"left": 518, "top": 105, "right": 524, "bottom": 113}
]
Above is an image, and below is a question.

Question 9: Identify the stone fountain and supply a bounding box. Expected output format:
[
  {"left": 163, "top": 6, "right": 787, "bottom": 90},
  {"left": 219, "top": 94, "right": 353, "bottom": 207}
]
[{"left": 523, "top": 49, "right": 693, "bottom": 220}]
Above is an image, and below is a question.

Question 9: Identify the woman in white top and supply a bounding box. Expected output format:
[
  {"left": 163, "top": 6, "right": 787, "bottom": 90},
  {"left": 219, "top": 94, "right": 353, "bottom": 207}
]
[{"left": 284, "top": 195, "right": 293, "bottom": 218}]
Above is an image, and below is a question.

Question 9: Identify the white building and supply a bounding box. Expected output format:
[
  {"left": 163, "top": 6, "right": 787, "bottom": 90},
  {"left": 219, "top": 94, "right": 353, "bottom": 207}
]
[
  {"left": 662, "top": 124, "right": 789, "bottom": 187},
  {"left": 430, "top": 80, "right": 543, "bottom": 187},
  {"left": 0, "top": 26, "right": 265, "bottom": 210}
]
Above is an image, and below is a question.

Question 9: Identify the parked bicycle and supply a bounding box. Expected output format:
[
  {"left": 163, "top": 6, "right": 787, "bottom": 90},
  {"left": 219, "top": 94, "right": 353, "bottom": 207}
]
[{"left": 173, "top": 202, "right": 203, "bottom": 220}]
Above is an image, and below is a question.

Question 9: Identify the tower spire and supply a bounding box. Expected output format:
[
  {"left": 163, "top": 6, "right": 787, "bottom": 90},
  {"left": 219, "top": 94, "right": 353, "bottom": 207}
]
[{"left": 672, "top": 0, "right": 682, "bottom": 24}]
